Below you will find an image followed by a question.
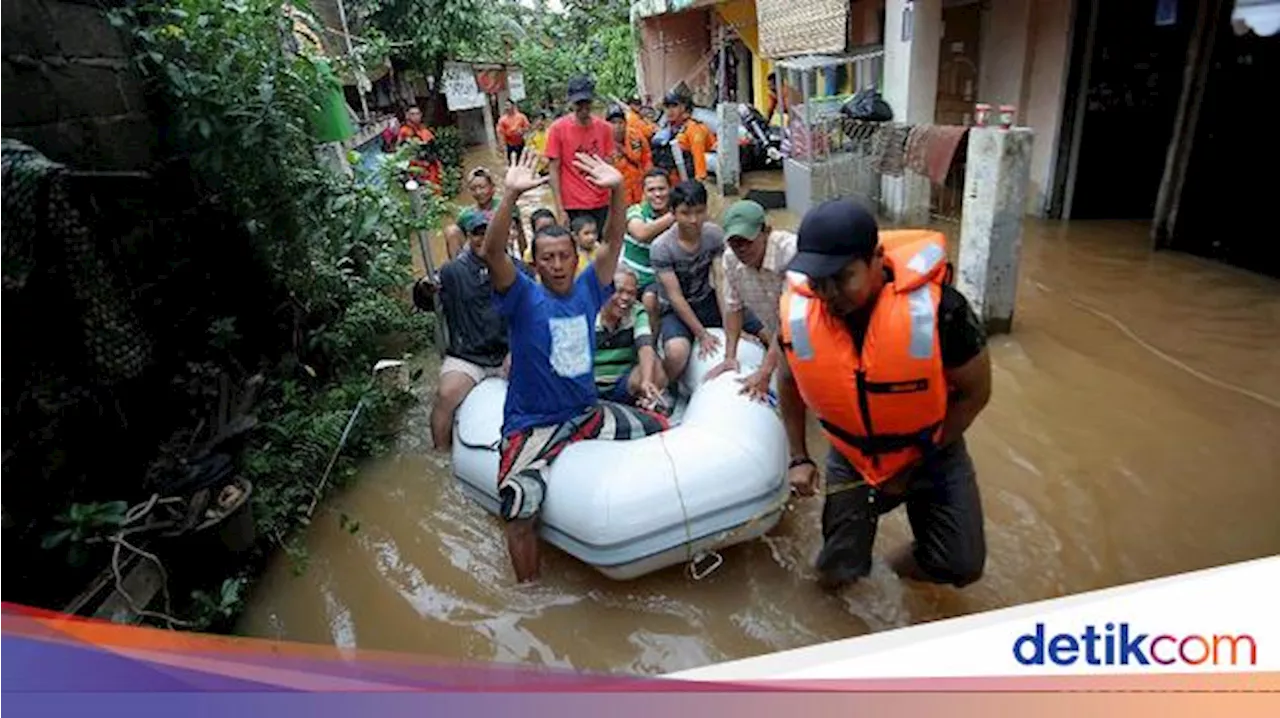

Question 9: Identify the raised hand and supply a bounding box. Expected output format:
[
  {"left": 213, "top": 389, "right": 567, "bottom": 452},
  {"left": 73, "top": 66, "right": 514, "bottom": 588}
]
[
  {"left": 572, "top": 152, "right": 623, "bottom": 189},
  {"left": 505, "top": 146, "right": 550, "bottom": 195}
]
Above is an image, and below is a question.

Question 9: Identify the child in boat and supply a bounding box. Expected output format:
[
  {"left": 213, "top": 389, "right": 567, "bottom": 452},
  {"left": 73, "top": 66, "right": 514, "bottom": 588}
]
[
  {"left": 569, "top": 214, "right": 598, "bottom": 277},
  {"left": 650, "top": 180, "right": 768, "bottom": 387},
  {"left": 528, "top": 114, "right": 550, "bottom": 175}
]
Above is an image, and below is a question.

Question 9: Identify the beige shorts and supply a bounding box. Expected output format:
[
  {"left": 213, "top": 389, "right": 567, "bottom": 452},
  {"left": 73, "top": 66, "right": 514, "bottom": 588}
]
[{"left": 440, "top": 356, "right": 505, "bottom": 384}]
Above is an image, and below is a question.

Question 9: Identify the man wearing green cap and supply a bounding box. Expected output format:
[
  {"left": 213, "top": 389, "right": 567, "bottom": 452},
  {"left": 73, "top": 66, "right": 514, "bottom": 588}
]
[{"left": 706, "top": 199, "right": 797, "bottom": 406}]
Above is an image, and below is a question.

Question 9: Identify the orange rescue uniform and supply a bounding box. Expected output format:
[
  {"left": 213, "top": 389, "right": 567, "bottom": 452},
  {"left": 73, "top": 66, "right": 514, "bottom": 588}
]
[
  {"left": 779, "top": 230, "right": 952, "bottom": 487},
  {"left": 398, "top": 123, "right": 435, "bottom": 144},
  {"left": 674, "top": 118, "right": 717, "bottom": 181},
  {"left": 626, "top": 108, "right": 657, "bottom": 142},
  {"left": 612, "top": 123, "right": 652, "bottom": 206}
]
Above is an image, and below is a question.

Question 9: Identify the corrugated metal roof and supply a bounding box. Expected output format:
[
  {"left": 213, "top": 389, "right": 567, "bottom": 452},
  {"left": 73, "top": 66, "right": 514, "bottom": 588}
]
[{"left": 631, "top": 0, "right": 720, "bottom": 22}]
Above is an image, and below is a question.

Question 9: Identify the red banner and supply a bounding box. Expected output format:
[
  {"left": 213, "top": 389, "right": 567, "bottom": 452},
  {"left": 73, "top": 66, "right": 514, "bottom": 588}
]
[{"left": 473, "top": 68, "right": 507, "bottom": 94}]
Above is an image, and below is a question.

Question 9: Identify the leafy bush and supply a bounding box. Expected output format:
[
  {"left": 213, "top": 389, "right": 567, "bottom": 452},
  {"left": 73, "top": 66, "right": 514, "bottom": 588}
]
[{"left": 76, "top": 0, "right": 442, "bottom": 626}]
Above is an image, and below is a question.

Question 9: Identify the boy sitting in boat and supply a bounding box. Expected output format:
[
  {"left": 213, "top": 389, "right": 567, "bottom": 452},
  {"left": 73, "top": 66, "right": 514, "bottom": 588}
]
[
  {"left": 479, "top": 148, "right": 670, "bottom": 584},
  {"left": 650, "top": 180, "right": 769, "bottom": 389},
  {"left": 592, "top": 268, "right": 668, "bottom": 412}
]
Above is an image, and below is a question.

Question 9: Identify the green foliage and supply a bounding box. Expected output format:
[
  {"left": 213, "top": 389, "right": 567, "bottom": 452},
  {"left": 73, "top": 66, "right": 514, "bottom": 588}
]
[
  {"left": 591, "top": 23, "right": 639, "bottom": 102},
  {"left": 496, "top": 0, "right": 636, "bottom": 111},
  {"left": 41, "top": 501, "right": 129, "bottom": 568},
  {"left": 350, "top": 0, "right": 491, "bottom": 76},
  {"left": 91, "top": 0, "right": 442, "bottom": 627},
  {"left": 431, "top": 126, "right": 465, "bottom": 174},
  {"left": 190, "top": 577, "right": 248, "bottom": 628}
]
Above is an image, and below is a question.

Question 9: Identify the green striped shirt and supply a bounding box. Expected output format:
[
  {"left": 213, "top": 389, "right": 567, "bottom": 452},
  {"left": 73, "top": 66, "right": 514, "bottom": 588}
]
[
  {"left": 593, "top": 304, "right": 653, "bottom": 393},
  {"left": 622, "top": 202, "right": 658, "bottom": 285}
]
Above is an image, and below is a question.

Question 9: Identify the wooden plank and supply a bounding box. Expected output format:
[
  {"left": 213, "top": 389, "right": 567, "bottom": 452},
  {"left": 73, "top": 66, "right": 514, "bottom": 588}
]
[{"left": 91, "top": 555, "right": 164, "bottom": 624}]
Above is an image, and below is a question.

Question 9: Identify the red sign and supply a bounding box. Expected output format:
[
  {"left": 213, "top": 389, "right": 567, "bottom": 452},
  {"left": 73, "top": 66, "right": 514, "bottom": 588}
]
[{"left": 473, "top": 68, "right": 507, "bottom": 94}]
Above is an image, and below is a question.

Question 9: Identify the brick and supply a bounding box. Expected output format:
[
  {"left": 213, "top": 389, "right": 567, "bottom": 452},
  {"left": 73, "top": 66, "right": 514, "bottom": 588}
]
[
  {"left": 114, "top": 72, "right": 148, "bottom": 114},
  {"left": 1, "top": 0, "right": 63, "bottom": 58},
  {"left": 2, "top": 59, "right": 59, "bottom": 126},
  {"left": 3, "top": 120, "right": 89, "bottom": 167},
  {"left": 3, "top": 115, "right": 154, "bottom": 171},
  {"left": 48, "top": 63, "right": 130, "bottom": 119},
  {"left": 45, "top": 1, "right": 127, "bottom": 58},
  {"left": 86, "top": 114, "right": 156, "bottom": 169}
]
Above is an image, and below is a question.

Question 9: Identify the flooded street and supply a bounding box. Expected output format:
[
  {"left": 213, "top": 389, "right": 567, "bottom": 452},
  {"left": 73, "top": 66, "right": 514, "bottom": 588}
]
[{"left": 236, "top": 149, "right": 1280, "bottom": 673}]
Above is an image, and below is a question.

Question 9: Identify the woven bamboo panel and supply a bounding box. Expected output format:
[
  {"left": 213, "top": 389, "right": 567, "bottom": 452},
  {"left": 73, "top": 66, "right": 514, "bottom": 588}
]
[{"left": 756, "top": 0, "right": 849, "bottom": 59}]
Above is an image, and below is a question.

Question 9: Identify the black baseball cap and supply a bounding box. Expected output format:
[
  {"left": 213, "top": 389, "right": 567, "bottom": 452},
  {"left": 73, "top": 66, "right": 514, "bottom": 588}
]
[
  {"left": 567, "top": 76, "right": 595, "bottom": 105},
  {"left": 662, "top": 90, "right": 690, "bottom": 108},
  {"left": 787, "top": 198, "right": 880, "bottom": 279}
]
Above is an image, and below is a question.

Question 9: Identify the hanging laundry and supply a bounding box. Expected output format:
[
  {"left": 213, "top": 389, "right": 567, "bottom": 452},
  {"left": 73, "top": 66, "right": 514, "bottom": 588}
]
[
  {"left": 923, "top": 125, "right": 970, "bottom": 185},
  {"left": 904, "top": 124, "right": 933, "bottom": 177},
  {"left": 872, "top": 123, "right": 911, "bottom": 177}
]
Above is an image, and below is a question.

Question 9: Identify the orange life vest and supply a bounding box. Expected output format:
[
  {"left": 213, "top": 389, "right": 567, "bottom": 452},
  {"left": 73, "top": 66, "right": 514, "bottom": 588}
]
[{"left": 778, "top": 230, "right": 952, "bottom": 486}]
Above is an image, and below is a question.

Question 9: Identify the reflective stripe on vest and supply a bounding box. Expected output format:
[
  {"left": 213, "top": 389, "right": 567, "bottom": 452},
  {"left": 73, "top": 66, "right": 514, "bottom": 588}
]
[
  {"left": 907, "top": 285, "right": 936, "bottom": 360},
  {"left": 906, "top": 242, "right": 945, "bottom": 276},
  {"left": 787, "top": 293, "right": 815, "bottom": 360}
]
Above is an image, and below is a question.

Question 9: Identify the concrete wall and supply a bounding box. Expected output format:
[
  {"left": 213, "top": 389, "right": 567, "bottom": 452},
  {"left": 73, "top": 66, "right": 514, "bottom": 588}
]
[
  {"left": 974, "top": 0, "right": 1072, "bottom": 215},
  {"left": 884, "top": 0, "right": 942, "bottom": 123},
  {"left": 977, "top": 0, "right": 1033, "bottom": 107},
  {"left": 2, "top": 0, "right": 157, "bottom": 170},
  {"left": 1022, "top": 0, "right": 1073, "bottom": 216}
]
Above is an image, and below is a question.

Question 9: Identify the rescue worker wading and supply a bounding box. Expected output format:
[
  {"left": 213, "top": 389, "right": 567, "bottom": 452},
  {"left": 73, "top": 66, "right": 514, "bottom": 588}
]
[{"left": 777, "top": 199, "right": 992, "bottom": 591}]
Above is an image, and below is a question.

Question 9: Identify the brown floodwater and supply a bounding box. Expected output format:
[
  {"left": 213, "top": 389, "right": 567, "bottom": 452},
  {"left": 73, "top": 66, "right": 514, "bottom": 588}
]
[{"left": 235, "top": 149, "right": 1280, "bottom": 673}]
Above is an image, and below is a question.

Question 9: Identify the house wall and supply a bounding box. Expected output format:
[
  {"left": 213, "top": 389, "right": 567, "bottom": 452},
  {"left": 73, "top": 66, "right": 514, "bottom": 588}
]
[
  {"left": 638, "top": 9, "right": 714, "bottom": 104},
  {"left": 2, "top": 0, "right": 157, "bottom": 170},
  {"left": 1022, "top": 0, "right": 1073, "bottom": 216},
  {"left": 975, "top": 0, "right": 1073, "bottom": 215}
]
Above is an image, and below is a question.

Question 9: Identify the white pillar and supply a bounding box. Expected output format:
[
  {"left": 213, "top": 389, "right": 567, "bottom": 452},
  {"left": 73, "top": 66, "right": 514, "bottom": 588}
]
[
  {"left": 957, "top": 126, "right": 1034, "bottom": 335},
  {"left": 881, "top": 0, "right": 942, "bottom": 224},
  {"left": 481, "top": 95, "right": 499, "bottom": 157},
  {"left": 716, "top": 103, "right": 740, "bottom": 196}
]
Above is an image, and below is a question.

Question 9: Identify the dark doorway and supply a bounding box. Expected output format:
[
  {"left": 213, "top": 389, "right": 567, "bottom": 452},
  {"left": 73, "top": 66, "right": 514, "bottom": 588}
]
[
  {"left": 1169, "top": 21, "right": 1280, "bottom": 277},
  {"left": 1069, "top": 0, "right": 1196, "bottom": 219}
]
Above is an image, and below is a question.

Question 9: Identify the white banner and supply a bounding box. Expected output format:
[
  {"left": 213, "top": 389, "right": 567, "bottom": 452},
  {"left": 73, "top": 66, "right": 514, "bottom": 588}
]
[
  {"left": 508, "top": 70, "right": 526, "bottom": 103},
  {"left": 442, "top": 61, "right": 485, "bottom": 111},
  {"left": 668, "top": 556, "right": 1280, "bottom": 680}
]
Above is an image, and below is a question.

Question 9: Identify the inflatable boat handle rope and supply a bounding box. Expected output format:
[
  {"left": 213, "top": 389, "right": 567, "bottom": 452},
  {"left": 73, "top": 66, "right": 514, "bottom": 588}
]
[{"left": 657, "top": 432, "right": 723, "bottom": 581}]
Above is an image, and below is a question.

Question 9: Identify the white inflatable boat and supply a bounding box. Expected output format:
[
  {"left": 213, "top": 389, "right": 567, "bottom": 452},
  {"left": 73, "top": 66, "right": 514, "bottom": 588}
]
[{"left": 451, "top": 329, "right": 789, "bottom": 580}]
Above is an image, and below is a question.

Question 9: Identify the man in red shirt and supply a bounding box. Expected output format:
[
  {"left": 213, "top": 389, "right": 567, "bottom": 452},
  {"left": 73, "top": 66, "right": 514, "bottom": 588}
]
[
  {"left": 545, "top": 75, "right": 616, "bottom": 229},
  {"left": 496, "top": 99, "right": 530, "bottom": 164}
]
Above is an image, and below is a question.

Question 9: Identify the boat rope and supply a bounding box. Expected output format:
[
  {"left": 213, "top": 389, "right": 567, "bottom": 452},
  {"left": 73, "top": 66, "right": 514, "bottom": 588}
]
[
  {"left": 454, "top": 435, "right": 500, "bottom": 452},
  {"left": 450, "top": 415, "right": 501, "bottom": 452},
  {"left": 657, "top": 431, "right": 722, "bottom": 581}
]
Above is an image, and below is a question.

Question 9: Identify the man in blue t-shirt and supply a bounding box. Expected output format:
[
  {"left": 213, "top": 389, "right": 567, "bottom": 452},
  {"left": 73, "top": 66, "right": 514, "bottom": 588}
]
[{"left": 480, "top": 147, "right": 670, "bottom": 583}]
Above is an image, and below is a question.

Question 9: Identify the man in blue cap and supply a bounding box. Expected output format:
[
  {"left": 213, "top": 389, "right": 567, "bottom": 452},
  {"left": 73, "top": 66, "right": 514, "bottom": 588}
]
[{"left": 776, "top": 198, "right": 992, "bottom": 591}]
